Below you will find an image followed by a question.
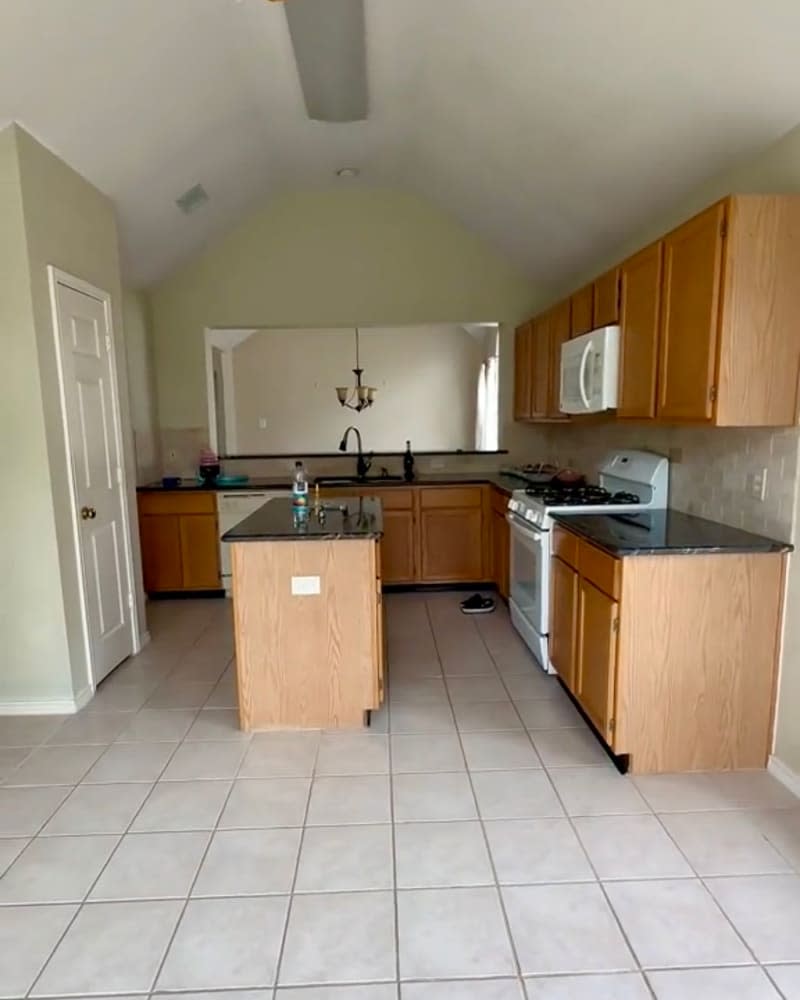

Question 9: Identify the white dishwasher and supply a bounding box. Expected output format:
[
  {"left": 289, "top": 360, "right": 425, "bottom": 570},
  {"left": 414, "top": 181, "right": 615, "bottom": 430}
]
[{"left": 218, "top": 491, "right": 286, "bottom": 595}]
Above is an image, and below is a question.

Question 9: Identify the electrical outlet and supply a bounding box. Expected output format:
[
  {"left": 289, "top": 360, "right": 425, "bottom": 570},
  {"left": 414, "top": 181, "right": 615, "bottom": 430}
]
[
  {"left": 258, "top": 417, "right": 267, "bottom": 429},
  {"left": 168, "top": 449, "right": 177, "bottom": 461},
  {"left": 748, "top": 468, "right": 768, "bottom": 502}
]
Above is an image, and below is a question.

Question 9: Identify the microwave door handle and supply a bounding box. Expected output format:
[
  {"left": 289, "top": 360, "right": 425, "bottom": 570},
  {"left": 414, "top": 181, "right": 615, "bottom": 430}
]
[{"left": 578, "top": 342, "right": 592, "bottom": 409}]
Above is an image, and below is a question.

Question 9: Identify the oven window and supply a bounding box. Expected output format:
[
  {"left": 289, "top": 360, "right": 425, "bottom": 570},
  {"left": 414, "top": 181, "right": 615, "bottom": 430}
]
[{"left": 509, "top": 521, "right": 546, "bottom": 632}]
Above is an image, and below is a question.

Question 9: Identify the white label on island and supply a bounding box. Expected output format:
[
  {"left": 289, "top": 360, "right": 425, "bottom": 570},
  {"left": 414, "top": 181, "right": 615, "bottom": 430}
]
[{"left": 291, "top": 575, "right": 321, "bottom": 596}]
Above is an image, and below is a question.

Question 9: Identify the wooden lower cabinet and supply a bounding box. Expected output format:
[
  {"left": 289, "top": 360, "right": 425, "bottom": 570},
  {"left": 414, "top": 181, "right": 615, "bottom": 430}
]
[
  {"left": 381, "top": 509, "right": 416, "bottom": 584},
  {"left": 550, "top": 526, "right": 785, "bottom": 773},
  {"left": 420, "top": 507, "right": 484, "bottom": 582},
  {"left": 576, "top": 579, "right": 618, "bottom": 743},
  {"left": 138, "top": 492, "right": 221, "bottom": 594},
  {"left": 549, "top": 555, "right": 578, "bottom": 693},
  {"left": 491, "top": 507, "right": 510, "bottom": 600}
]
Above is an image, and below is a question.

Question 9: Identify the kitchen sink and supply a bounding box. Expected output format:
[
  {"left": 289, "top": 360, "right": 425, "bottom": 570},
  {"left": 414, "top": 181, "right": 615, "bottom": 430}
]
[{"left": 314, "top": 474, "right": 406, "bottom": 487}]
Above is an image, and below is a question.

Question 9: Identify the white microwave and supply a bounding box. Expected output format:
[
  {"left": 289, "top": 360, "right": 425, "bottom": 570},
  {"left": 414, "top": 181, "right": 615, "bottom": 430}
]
[{"left": 560, "top": 325, "right": 620, "bottom": 414}]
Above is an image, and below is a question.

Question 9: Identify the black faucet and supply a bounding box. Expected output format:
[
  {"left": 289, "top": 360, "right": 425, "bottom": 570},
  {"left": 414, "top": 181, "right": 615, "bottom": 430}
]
[{"left": 338, "top": 426, "right": 373, "bottom": 480}]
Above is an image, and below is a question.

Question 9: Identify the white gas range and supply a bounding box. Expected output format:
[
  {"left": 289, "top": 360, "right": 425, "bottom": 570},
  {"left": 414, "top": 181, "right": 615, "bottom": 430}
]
[{"left": 506, "top": 450, "right": 669, "bottom": 673}]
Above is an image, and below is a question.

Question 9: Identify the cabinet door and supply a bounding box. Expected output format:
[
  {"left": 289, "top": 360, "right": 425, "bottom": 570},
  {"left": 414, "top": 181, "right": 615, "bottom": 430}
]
[
  {"left": 530, "top": 313, "right": 550, "bottom": 419},
  {"left": 550, "top": 556, "right": 578, "bottom": 693},
  {"left": 548, "top": 300, "right": 571, "bottom": 418},
  {"left": 570, "top": 284, "right": 594, "bottom": 338},
  {"left": 420, "top": 508, "right": 484, "bottom": 582},
  {"left": 179, "top": 514, "right": 221, "bottom": 589},
  {"left": 139, "top": 514, "right": 183, "bottom": 592},
  {"left": 381, "top": 509, "right": 416, "bottom": 584},
  {"left": 618, "top": 241, "right": 663, "bottom": 419},
  {"left": 513, "top": 322, "right": 532, "bottom": 421},
  {"left": 658, "top": 201, "right": 726, "bottom": 421},
  {"left": 593, "top": 267, "right": 620, "bottom": 327},
  {"left": 577, "top": 579, "right": 618, "bottom": 743}
]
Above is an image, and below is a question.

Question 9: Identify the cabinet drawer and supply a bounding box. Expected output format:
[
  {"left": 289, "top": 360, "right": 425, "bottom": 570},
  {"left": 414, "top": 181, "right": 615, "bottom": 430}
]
[
  {"left": 553, "top": 527, "right": 579, "bottom": 569},
  {"left": 138, "top": 491, "right": 217, "bottom": 516},
  {"left": 420, "top": 486, "right": 484, "bottom": 509},
  {"left": 579, "top": 541, "right": 620, "bottom": 598},
  {"left": 368, "top": 488, "right": 415, "bottom": 511}
]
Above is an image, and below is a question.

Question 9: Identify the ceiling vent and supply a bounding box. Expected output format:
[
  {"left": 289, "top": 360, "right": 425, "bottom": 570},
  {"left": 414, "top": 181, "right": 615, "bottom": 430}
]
[{"left": 176, "top": 184, "right": 209, "bottom": 214}]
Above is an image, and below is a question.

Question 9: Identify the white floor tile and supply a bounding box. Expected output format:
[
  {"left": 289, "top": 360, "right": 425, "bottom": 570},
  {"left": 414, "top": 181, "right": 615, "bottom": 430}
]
[
  {"left": 0, "top": 837, "right": 28, "bottom": 875},
  {"left": 461, "top": 731, "right": 541, "bottom": 770},
  {"left": 397, "top": 886, "right": 516, "bottom": 979},
  {"left": 280, "top": 890, "right": 395, "bottom": 985},
  {"left": 0, "top": 834, "right": 118, "bottom": 903},
  {"left": 453, "top": 702, "right": 523, "bottom": 732},
  {"left": 516, "top": 698, "right": 583, "bottom": 730},
  {"left": 499, "top": 672, "right": 562, "bottom": 701},
  {"left": 185, "top": 709, "right": 249, "bottom": 741},
  {"left": 767, "top": 964, "right": 800, "bottom": 998},
  {"left": 0, "top": 746, "right": 29, "bottom": 780},
  {"left": 5, "top": 744, "right": 104, "bottom": 785},
  {"left": 393, "top": 771, "right": 478, "bottom": 822},
  {"left": 133, "top": 780, "right": 232, "bottom": 832},
  {"left": 647, "top": 966, "right": 781, "bottom": 999},
  {"left": 548, "top": 767, "right": 651, "bottom": 816},
  {"left": 315, "top": 734, "right": 389, "bottom": 775},
  {"left": 306, "top": 775, "right": 391, "bottom": 825},
  {"left": 707, "top": 874, "right": 800, "bottom": 962},
  {"left": 403, "top": 979, "right": 525, "bottom": 998},
  {"left": 485, "top": 818, "right": 594, "bottom": 884},
  {"left": 146, "top": 682, "right": 215, "bottom": 710},
  {"left": 530, "top": 728, "right": 610, "bottom": 767},
  {"left": 90, "top": 831, "right": 210, "bottom": 899},
  {"left": 574, "top": 814, "right": 693, "bottom": 880},
  {"left": 0, "top": 903, "right": 76, "bottom": 997},
  {"left": 502, "top": 883, "right": 635, "bottom": 975},
  {"left": 158, "top": 896, "right": 289, "bottom": 989},
  {"left": 605, "top": 878, "right": 752, "bottom": 968},
  {"left": 661, "top": 810, "right": 793, "bottom": 875},
  {"left": 278, "top": 988, "right": 397, "bottom": 999},
  {"left": 220, "top": 778, "right": 309, "bottom": 828},
  {"left": 394, "top": 821, "right": 493, "bottom": 888},
  {"left": 193, "top": 828, "right": 301, "bottom": 896},
  {"left": 83, "top": 741, "right": 177, "bottom": 783},
  {"left": 472, "top": 769, "right": 564, "bottom": 819},
  {"left": 390, "top": 702, "right": 456, "bottom": 734},
  {"left": 116, "top": 708, "right": 199, "bottom": 742},
  {"left": 389, "top": 677, "right": 449, "bottom": 704},
  {"left": 49, "top": 711, "right": 136, "bottom": 745},
  {"left": 0, "top": 715, "right": 67, "bottom": 747},
  {"left": 446, "top": 676, "right": 510, "bottom": 703},
  {"left": 32, "top": 899, "right": 183, "bottom": 995},
  {"left": 41, "top": 782, "right": 151, "bottom": 835},
  {"left": 239, "top": 733, "right": 320, "bottom": 778},
  {"left": 295, "top": 824, "right": 393, "bottom": 892},
  {"left": 161, "top": 740, "right": 246, "bottom": 780},
  {"left": 0, "top": 785, "right": 70, "bottom": 836},
  {"left": 524, "top": 973, "right": 651, "bottom": 999},
  {"left": 390, "top": 733, "right": 465, "bottom": 772}
]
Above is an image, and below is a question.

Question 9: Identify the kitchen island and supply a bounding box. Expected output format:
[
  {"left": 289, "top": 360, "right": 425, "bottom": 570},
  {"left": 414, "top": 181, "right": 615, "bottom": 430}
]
[{"left": 222, "top": 496, "right": 384, "bottom": 730}]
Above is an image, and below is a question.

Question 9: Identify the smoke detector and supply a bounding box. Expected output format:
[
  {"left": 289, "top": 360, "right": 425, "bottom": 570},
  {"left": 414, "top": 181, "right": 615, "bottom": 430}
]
[
  {"left": 176, "top": 184, "right": 209, "bottom": 214},
  {"left": 336, "top": 167, "right": 360, "bottom": 178}
]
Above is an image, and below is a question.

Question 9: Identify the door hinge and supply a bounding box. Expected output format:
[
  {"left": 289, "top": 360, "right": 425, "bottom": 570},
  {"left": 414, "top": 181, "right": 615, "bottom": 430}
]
[
  {"left": 105, "top": 334, "right": 112, "bottom": 353},
  {"left": 709, "top": 385, "right": 718, "bottom": 403},
  {"left": 609, "top": 717, "right": 616, "bottom": 732},
  {"left": 720, "top": 220, "right": 728, "bottom": 239},
  {"left": 116, "top": 466, "right": 123, "bottom": 484},
  {"left": 612, "top": 617, "right": 619, "bottom": 633},
  {"left": 127, "top": 592, "right": 134, "bottom": 610}
]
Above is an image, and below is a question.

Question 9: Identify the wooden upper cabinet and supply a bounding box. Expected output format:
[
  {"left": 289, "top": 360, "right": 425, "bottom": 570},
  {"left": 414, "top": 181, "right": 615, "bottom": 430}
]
[
  {"left": 658, "top": 201, "right": 726, "bottom": 421},
  {"left": 548, "top": 299, "right": 571, "bottom": 418},
  {"left": 570, "top": 284, "right": 594, "bottom": 338},
  {"left": 618, "top": 241, "right": 663, "bottom": 419},
  {"left": 530, "top": 313, "right": 551, "bottom": 419},
  {"left": 513, "top": 321, "right": 532, "bottom": 421},
  {"left": 593, "top": 267, "right": 620, "bottom": 327}
]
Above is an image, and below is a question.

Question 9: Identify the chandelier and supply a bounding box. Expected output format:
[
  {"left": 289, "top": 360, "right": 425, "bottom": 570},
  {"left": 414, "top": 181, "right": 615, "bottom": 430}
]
[{"left": 335, "top": 327, "right": 377, "bottom": 412}]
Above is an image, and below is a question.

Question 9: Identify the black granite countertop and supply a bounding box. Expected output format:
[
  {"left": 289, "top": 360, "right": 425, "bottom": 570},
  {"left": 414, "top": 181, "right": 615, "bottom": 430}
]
[
  {"left": 137, "top": 472, "right": 522, "bottom": 495},
  {"left": 222, "top": 496, "right": 383, "bottom": 542},
  {"left": 551, "top": 509, "right": 792, "bottom": 556}
]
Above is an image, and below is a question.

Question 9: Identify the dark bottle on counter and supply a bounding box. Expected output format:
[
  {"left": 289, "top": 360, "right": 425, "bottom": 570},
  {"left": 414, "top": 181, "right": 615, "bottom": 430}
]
[{"left": 403, "top": 440, "right": 415, "bottom": 482}]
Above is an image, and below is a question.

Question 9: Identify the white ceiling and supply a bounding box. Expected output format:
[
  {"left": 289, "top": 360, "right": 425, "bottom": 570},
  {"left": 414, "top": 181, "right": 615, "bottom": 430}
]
[{"left": 3, "top": 0, "right": 800, "bottom": 288}]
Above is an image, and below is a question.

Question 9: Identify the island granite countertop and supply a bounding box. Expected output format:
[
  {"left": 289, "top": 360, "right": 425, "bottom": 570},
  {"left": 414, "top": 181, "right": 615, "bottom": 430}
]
[
  {"left": 222, "top": 496, "right": 383, "bottom": 542},
  {"left": 551, "top": 509, "right": 792, "bottom": 556}
]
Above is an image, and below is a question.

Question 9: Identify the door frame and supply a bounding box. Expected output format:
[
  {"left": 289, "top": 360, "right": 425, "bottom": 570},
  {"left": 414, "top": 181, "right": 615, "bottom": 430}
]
[{"left": 47, "top": 266, "right": 140, "bottom": 694}]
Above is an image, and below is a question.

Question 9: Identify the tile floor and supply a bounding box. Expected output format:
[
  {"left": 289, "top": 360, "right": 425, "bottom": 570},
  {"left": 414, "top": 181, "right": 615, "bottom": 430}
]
[{"left": 1, "top": 592, "right": 799, "bottom": 999}]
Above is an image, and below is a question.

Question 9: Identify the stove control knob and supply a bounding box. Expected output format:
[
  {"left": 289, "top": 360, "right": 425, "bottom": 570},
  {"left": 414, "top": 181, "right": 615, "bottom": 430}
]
[{"left": 524, "top": 509, "right": 536, "bottom": 522}]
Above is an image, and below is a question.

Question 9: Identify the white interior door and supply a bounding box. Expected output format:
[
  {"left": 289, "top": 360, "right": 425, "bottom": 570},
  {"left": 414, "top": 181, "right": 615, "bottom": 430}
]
[{"left": 53, "top": 278, "right": 133, "bottom": 685}]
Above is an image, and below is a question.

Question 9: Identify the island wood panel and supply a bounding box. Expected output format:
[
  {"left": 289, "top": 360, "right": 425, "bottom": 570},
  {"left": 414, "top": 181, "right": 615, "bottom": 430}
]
[
  {"left": 716, "top": 195, "right": 800, "bottom": 426},
  {"left": 232, "top": 538, "right": 380, "bottom": 730},
  {"left": 615, "top": 552, "right": 785, "bottom": 773}
]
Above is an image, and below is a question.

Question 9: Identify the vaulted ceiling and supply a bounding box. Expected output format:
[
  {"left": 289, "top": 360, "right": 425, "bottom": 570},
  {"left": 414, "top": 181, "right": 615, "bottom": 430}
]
[{"left": 3, "top": 0, "right": 800, "bottom": 288}]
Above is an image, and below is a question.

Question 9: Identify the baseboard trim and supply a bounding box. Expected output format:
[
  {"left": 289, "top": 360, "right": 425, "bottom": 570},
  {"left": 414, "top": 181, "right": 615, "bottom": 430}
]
[
  {"left": 135, "top": 630, "right": 152, "bottom": 654},
  {"left": 768, "top": 754, "right": 800, "bottom": 799},
  {"left": 0, "top": 695, "right": 85, "bottom": 715}
]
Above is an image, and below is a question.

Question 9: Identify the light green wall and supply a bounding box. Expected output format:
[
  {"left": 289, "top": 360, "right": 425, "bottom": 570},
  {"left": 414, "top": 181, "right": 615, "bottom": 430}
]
[
  {"left": 123, "top": 288, "right": 160, "bottom": 483},
  {"left": 148, "top": 188, "right": 538, "bottom": 432},
  {"left": 0, "top": 126, "right": 74, "bottom": 704},
  {"left": 546, "top": 121, "right": 800, "bottom": 777},
  {"left": 1, "top": 124, "right": 145, "bottom": 708}
]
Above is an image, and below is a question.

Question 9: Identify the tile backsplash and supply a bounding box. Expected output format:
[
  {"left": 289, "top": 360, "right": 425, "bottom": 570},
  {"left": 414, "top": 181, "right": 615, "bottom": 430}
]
[{"left": 539, "top": 423, "right": 800, "bottom": 541}]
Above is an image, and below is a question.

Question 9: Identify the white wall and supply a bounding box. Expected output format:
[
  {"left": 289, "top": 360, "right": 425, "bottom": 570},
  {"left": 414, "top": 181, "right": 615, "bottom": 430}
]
[
  {"left": 229, "top": 325, "right": 485, "bottom": 454},
  {"left": 122, "top": 288, "right": 160, "bottom": 484}
]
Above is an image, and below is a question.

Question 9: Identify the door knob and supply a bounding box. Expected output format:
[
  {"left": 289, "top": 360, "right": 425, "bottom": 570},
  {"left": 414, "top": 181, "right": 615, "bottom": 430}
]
[{"left": 80, "top": 506, "right": 97, "bottom": 520}]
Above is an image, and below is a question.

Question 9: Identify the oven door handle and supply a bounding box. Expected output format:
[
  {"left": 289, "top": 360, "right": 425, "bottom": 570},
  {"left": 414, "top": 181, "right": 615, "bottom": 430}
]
[{"left": 506, "top": 513, "right": 544, "bottom": 543}]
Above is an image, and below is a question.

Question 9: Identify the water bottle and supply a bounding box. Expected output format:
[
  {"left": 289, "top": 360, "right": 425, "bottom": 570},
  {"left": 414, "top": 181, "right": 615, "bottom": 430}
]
[{"left": 292, "top": 460, "right": 309, "bottom": 514}]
